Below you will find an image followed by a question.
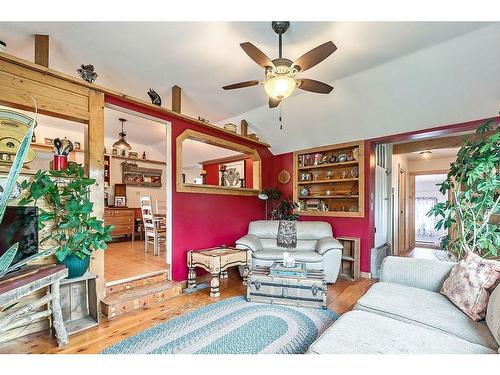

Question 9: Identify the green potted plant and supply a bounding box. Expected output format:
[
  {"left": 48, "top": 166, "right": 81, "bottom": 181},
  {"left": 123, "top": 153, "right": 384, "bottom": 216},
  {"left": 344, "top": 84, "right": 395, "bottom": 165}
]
[
  {"left": 271, "top": 197, "right": 300, "bottom": 221},
  {"left": 19, "top": 163, "right": 114, "bottom": 278},
  {"left": 428, "top": 120, "right": 499, "bottom": 259}
]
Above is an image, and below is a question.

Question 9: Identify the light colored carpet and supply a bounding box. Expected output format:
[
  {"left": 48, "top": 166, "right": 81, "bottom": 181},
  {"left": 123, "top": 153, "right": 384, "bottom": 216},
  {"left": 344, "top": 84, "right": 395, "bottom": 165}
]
[{"left": 102, "top": 296, "right": 337, "bottom": 354}]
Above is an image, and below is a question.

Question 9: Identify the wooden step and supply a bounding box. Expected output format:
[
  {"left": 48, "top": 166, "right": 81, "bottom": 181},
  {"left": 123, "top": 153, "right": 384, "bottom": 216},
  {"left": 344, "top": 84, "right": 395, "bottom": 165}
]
[
  {"left": 106, "top": 272, "right": 168, "bottom": 296},
  {"left": 101, "top": 280, "right": 182, "bottom": 318}
]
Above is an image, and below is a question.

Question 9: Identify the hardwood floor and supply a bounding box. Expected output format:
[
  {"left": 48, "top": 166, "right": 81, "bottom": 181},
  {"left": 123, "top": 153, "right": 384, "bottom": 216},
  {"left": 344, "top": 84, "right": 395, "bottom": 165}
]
[
  {"left": 104, "top": 240, "right": 168, "bottom": 282},
  {"left": 0, "top": 271, "right": 374, "bottom": 354},
  {"left": 401, "top": 246, "right": 456, "bottom": 261}
]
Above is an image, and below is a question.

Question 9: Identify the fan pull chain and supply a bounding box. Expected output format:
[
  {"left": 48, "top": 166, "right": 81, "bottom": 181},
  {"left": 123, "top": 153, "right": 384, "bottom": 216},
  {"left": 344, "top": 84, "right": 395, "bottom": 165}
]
[{"left": 279, "top": 106, "right": 283, "bottom": 130}]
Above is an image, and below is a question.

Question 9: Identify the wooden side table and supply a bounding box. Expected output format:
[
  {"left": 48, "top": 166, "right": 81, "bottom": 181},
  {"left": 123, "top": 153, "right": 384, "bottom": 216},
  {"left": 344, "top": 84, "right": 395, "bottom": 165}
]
[
  {"left": 187, "top": 247, "right": 251, "bottom": 297},
  {"left": 337, "top": 236, "right": 360, "bottom": 280},
  {"left": 0, "top": 265, "right": 69, "bottom": 346}
]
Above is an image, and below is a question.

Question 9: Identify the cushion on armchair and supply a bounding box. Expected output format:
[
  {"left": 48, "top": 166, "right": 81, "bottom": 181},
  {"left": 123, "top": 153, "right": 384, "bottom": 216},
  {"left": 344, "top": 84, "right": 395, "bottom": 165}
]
[
  {"left": 235, "top": 234, "right": 263, "bottom": 252},
  {"left": 315, "top": 237, "right": 343, "bottom": 255}
]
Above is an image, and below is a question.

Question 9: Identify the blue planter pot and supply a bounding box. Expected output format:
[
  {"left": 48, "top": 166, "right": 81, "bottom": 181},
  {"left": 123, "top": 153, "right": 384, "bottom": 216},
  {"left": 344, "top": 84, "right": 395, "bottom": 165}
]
[{"left": 59, "top": 254, "right": 90, "bottom": 279}]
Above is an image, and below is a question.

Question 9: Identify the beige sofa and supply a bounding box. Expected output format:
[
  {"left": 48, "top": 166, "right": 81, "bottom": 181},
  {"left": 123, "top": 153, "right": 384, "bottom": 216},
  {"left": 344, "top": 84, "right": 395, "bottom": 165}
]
[
  {"left": 308, "top": 256, "right": 500, "bottom": 354},
  {"left": 235, "top": 220, "right": 343, "bottom": 283}
]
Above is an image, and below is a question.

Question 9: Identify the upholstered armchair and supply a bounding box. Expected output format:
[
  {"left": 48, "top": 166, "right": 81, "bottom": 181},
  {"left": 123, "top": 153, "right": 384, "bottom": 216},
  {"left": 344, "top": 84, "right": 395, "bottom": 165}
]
[{"left": 236, "top": 220, "right": 343, "bottom": 283}]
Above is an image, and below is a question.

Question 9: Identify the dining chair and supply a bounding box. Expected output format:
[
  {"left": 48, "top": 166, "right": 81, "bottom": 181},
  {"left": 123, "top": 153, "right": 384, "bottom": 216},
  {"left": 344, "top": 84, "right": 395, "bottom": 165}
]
[
  {"left": 140, "top": 196, "right": 166, "bottom": 256},
  {"left": 156, "top": 198, "right": 167, "bottom": 216}
]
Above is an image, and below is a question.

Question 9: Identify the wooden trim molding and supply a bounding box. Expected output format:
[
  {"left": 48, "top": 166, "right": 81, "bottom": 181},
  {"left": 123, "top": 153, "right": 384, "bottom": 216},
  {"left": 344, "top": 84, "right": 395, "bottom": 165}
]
[{"left": 176, "top": 129, "right": 261, "bottom": 196}]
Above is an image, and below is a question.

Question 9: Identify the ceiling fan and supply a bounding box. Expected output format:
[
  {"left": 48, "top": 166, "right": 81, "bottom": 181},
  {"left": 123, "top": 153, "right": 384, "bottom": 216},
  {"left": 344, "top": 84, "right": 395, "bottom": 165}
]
[{"left": 223, "top": 21, "right": 337, "bottom": 108}]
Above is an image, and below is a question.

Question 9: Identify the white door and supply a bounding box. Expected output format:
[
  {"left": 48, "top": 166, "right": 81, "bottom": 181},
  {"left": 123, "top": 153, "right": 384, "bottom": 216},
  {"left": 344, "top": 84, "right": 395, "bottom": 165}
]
[{"left": 374, "top": 144, "right": 389, "bottom": 247}]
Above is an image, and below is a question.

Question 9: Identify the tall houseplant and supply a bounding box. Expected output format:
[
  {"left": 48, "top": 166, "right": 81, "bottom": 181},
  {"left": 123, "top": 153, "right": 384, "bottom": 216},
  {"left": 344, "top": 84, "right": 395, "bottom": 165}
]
[
  {"left": 428, "top": 120, "right": 499, "bottom": 259},
  {"left": 19, "top": 163, "right": 113, "bottom": 278}
]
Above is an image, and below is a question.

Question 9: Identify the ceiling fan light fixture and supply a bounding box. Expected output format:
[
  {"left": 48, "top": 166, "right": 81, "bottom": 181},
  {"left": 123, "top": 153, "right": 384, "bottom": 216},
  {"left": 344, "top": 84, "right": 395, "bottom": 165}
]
[{"left": 264, "top": 75, "right": 296, "bottom": 100}]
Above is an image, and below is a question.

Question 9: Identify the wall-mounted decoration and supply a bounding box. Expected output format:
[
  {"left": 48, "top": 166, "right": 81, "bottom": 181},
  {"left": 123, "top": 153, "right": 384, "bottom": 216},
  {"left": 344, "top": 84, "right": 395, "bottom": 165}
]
[
  {"left": 44, "top": 137, "right": 54, "bottom": 145},
  {"left": 278, "top": 169, "right": 291, "bottom": 184},
  {"left": 76, "top": 64, "right": 98, "bottom": 83},
  {"left": 112, "top": 148, "right": 118, "bottom": 156},
  {"left": 128, "top": 151, "right": 138, "bottom": 159},
  {"left": 122, "top": 162, "right": 162, "bottom": 187},
  {"left": 219, "top": 160, "right": 245, "bottom": 187},
  {"left": 147, "top": 89, "right": 162, "bottom": 106},
  {"left": 74, "top": 141, "right": 81, "bottom": 150},
  {"left": 0, "top": 109, "right": 37, "bottom": 165}
]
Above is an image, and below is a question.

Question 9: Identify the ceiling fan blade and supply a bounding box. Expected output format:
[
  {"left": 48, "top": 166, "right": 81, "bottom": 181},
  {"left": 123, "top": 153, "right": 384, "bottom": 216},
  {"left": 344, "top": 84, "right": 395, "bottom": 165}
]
[
  {"left": 293, "top": 41, "right": 337, "bottom": 72},
  {"left": 240, "top": 42, "right": 275, "bottom": 69},
  {"left": 222, "top": 80, "right": 260, "bottom": 90},
  {"left": 297, "top": 79, "right": 333, "bottom": 94},
  {"left": 269, "top": 97, "right": 280, "bottom": 108}
]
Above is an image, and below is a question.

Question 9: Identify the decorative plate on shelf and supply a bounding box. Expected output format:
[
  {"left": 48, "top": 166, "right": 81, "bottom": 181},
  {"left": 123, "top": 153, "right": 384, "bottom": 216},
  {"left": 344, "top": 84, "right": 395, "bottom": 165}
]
[
  {"left": 328, "top": 155, "right": 336, "bottom": 163},
  {"left": 277, "top": 169, "right": 291, "bottom": 184},
  {"left": 336, "top": 154, "right": 347, "bottom": 163}
]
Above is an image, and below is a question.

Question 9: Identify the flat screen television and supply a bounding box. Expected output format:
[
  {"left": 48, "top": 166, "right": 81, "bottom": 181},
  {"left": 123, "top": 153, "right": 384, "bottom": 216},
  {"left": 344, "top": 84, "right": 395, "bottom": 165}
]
[{"left": 0, "top": 206, "right": 38, "bottom": 267}]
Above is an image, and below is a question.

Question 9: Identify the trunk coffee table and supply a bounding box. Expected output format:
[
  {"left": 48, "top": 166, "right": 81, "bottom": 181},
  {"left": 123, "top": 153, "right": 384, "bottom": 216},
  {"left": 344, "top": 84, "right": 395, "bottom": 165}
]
[{"left": 187, "top": 246, "right": 251, "bottom": 297}]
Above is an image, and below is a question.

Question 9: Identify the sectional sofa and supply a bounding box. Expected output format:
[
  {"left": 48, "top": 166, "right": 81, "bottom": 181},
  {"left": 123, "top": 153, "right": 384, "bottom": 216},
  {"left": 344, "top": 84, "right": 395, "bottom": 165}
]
[{"left": 308, "top": 256, "right": 500, "bottom": 354}]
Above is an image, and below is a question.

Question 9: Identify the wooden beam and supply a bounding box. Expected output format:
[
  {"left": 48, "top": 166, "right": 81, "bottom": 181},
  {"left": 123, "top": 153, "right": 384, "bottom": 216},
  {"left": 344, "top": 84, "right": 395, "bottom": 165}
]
[
  {"left": 0, "top": 52, "right": 271, "bottom": 148},
  {"left": 34, "top": 34, "right": 49, "bottom": 68},
  {"left": 392, "top": 131, "right": 495, "bottom": 154},
  {"left": 172, "top": 85, "right": 181, "bottom": 113},
  {"left": 86, "top": 90, "right": 106, "bottom": 301}
]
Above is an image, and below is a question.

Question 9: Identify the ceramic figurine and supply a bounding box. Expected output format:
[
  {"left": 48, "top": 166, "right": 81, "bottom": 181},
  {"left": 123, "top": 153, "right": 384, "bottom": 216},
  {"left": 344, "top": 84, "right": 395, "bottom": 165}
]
[
  {"left": 147, "top": 89, "right": 162, "bottom": 106},
  {"left": 77, "top": 64, "right": 98, "bottom": 83}
]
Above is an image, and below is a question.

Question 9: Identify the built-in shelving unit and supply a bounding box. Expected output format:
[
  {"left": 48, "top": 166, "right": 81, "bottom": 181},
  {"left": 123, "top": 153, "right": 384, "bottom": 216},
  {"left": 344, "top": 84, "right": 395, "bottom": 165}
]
[{"left": 293, "top": 141, "right": 365, "bottom": 218}]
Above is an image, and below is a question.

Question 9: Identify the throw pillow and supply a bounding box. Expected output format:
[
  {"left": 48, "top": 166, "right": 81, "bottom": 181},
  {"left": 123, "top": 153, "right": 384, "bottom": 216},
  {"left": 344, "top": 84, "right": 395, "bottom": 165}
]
[{"left": 441, "top": 251, "right": 500, "bottom": 321}]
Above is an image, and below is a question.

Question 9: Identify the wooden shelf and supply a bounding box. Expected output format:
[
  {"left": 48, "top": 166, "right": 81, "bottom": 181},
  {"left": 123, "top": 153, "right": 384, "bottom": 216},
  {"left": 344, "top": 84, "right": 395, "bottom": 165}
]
[
  {"left": 110, "top": 155, "right": 166, "bottom": 166},
  {"left": 299, "top": 195, "right": 359, "bottom": 199},
  {"left": 293, "top": 141, "right": 365, "bottom": 218},
  {"left": 298, "top": 178, "right": 358, "bottom": 185},
  {"left": 31, "top": 143, "right": 84, "bottom": 153},
  {"left": 298, "top": 160, "right": 358, "bottom": 170}
]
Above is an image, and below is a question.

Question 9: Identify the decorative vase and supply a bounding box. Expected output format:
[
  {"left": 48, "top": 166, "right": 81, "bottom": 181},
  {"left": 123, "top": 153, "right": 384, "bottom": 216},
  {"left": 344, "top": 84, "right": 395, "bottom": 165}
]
[
  {"left": 59, "top": 254, "right": 90, "bottom": 278},
  {"left": 53, "top": 155, "right": 68, "bottom": 171}
]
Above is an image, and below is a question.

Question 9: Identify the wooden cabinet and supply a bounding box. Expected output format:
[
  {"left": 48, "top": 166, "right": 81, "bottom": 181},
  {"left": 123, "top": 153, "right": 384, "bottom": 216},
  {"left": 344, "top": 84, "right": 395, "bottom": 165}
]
[
  {"left": 104, "top": 208, "right": 135, "bottom": 242},
  {"left": 293, "top": 141, "right": 365, "bottom": 217}
]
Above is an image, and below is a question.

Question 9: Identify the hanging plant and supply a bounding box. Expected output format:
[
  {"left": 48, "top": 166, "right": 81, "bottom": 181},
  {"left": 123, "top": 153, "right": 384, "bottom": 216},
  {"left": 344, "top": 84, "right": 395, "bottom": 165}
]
[{"left": 428, "top": 120, "right": 499, "bottom": 259}]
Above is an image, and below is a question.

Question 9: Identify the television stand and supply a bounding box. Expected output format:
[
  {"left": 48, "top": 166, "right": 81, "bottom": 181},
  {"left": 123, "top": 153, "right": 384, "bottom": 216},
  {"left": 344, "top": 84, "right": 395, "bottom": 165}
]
[{"left": 0, "top": 264, "right": 69, "bottom": 346}]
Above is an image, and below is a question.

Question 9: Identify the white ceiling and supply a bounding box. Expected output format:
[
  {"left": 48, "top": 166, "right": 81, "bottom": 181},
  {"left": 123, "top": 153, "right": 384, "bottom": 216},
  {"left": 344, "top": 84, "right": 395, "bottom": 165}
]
[
  {"left": 0, "top": 22, "right": 498, "bottom": 154},
  {"left": 182, "top": 139, "right": 242, "bottom": 168}
]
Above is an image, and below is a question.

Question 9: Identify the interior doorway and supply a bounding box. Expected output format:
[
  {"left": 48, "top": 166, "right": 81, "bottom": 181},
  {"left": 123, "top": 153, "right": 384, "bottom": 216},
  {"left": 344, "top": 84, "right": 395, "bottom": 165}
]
[
  {"left": 397, "top": 167, "right": 407, "bottom": 253},
  {"left": 103, "top": 105, "right": 172, "bottom": 284},
  {"left": 411, "top": 173, "right": 448, "bottom": 248}
]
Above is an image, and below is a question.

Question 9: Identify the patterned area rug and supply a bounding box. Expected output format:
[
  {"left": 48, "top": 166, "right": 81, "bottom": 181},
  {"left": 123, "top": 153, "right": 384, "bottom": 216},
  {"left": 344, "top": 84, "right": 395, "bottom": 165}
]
[{"left": 102, "top": 296, "right": 337, "bottom": 354}]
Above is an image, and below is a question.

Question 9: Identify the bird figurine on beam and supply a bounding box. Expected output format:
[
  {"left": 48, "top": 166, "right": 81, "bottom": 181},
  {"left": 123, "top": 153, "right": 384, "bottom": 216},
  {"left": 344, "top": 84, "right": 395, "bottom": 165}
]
[{"left": 147, "top": 89, "right": 162, "bottom": 106}]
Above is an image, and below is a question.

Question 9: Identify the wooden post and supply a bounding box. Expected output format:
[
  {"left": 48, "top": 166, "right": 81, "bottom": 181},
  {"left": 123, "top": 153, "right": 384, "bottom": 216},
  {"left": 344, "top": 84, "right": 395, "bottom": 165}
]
[
  {"left": 86, "top": 90, "right": 106, "bottom": 301},
  {"left": 172, "top": 85, "right": 181, "bottom": 113},
  {"left": 240, "top": 119, "right": 248, "bottom": 136},
  {"left": 34, "top": 34, "right": 49, "bottom": 68}
]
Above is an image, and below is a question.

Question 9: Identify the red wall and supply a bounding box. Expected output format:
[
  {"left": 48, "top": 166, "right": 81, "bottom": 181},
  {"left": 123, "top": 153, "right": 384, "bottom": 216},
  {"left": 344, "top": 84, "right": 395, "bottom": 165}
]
[
  {"left": 267, "top": 142, "right": 375, "bottom": 273},
  {"left": 105, "top": 95, "right": 273, "bottom": 281}
]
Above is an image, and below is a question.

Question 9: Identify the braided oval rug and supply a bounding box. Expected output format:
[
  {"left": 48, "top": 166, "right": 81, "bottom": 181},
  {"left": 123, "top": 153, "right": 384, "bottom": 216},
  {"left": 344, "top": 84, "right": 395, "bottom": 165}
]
[{"left": 102, "top": 296, "right": 337, "bottom": 354}]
